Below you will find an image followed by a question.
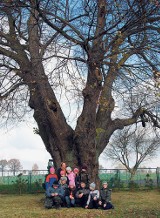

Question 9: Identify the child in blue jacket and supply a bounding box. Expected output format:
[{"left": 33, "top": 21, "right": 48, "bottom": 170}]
[{"left": 45, "top": 181, "right": 63, "bottom": 209}]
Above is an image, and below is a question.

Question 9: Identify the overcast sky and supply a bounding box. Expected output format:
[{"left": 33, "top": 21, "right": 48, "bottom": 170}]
[
  {"left": 0, "top": 122, "right": 160, "bottom": 170},
  {"left": 0, "top": 123, "right": 51, "bottom": 170}
]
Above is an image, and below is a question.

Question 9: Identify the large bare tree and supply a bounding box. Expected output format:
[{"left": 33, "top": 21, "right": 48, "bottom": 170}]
[{"left": 0, "top": 0, "right": 160, "bottom": 182}]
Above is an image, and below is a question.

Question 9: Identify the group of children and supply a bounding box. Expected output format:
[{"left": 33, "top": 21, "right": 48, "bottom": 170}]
[{"left": 44, "top": 162, "right": 114, "bottom": 210}]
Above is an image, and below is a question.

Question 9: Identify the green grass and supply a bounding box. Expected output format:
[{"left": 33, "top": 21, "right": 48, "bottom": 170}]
[{"left": 0, "top": 191, "right": 160, "bottom": 218}]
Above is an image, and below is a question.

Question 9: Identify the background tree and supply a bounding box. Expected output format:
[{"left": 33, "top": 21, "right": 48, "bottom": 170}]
[
  {"left": 32, "top": 163, "right": 39, "bottom": 175},
  {"left": 0, "top": 159, "right": 8, "bottom": 176},
  {"left": 8, "top": 159, "right": 23, "bottom": 176},
  {"left": 0, "top": 0, "right": 160, "bottom": 182},
  {"left": 103, "top": 126, "right": 160, "bottom": 181}
]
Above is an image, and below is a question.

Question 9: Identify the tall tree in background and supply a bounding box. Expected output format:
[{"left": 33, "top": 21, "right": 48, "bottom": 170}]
[
  {"left": 0, "top": 159, "right": 8, "bottom": 176},
  {"left": 0, "top": 0, "right": 160, "bottom": 182},
  {"left": 103, "top": 127, "right": 160, "bottom": 180},
  {"left": 32, "top": 163, "right": 39, "bottom": 175},
  {"left": 8, "top": 159, "right": 22, "bottom": 176}
]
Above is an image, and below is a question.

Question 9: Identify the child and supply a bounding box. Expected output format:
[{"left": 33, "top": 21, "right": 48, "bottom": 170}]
[
  {"left": 66, "top": 166, "right": 76, "bottom": 186},
  {"left": 59, "top": 176, "right": 68, "bottom": 193},
  {"left": 59, "top": 170, "right": 69, "bottom": 184},
  {"left": 59, "top": 176, "right": 68, "bottom": 207},
  {"left": 85, "top": 182, "right": 99, "bottom": 209},
  {"left": 45, "top": 181, "right": 63, "bottom": 209},
  {"left": 57, "top": 162, "right": 67, "bottom": 180},
  {"left": 73, "top": 167, "right": 80, "bottom": 188},
  {"left": 99, "top": 181, "right": 114, "bottom": 210},
  {"left": 45, "top": 167, "right": 58, "bottom": 190},
  {"left": 79, "top": 164, "right": 90, "bottom": 188},
  {"left": 76, "top": 181, "right": 90, "bottom": 208},
  {"left": 65, "top": 183, "right": 77, "bottom": 208}
]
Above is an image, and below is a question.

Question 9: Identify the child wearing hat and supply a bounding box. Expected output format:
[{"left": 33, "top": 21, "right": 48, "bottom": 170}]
[
  {"left": 85, "top": 182, "right": 99, "bottom": 209},
  {"left": 57, "top": 162, "right": 67, "bottom": 180},
  {"left": 45, "top": 181, "right": 63, "bottom": 209},
  {"left": 45, "top": 167, "right": 58, "bottom": 190},
  {"left": 59, "top": 171, "right": 69, "bottom": 185},
  {"left": 99, "top": 181, "right": 114, "bottom": 210},
  {"left": 66, "top": 166, "right": 76, "bottom": 187},
  {"left": 59, "top": 176, "right": 68, "bottom": 207}
]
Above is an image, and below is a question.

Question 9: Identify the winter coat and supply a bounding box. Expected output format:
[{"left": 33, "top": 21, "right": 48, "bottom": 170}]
[
  {"left": 59, "top": 183, "right": 68, "bottom": 197},
  {"left": 76, "top": 187, "right": 90, "bottom": 198},
  {"left": 79, "top": 171, "right": 89, "bottom": 187},
  {"left": 75, "top": 174, "right": 81, "bottom": 188},
  {"left": 100, "top": 188, "right": 112, "bottom": 203},
  {"left": 65, "top": 187, "right": 77, "bottom": 198},
  {"left": 45, "top": 173, "right": 58, "bottom": 190},
  {"left": 67, "top": 171, "right": 76, "bottom": 186},
  {"left": 86, "top": 190, "right": 100, "bottom": 206},
  {"left": 45, "top": 186, "right": 64, "bottom": 198}
]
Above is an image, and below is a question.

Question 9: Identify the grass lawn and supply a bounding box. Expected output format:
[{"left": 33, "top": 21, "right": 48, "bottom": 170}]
[{"left": 0, "top": 190, "right": 160, "bottom": 218}]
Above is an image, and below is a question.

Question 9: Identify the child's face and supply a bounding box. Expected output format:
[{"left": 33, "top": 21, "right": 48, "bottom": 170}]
[
  {"left": 89, "top": 187, "right": 95, "bottom": 191},
  {"left": 67, "top": 169, "right": 71, "bottom": 174},
  {"left": 61, "top": 180, "right": 66, "bottom": 184},
  {"left": 80, "top": 182, "right": 86, "bottom": 188},
  {"left": 103, "top": 184, "right": 108, "bottom": 189}
]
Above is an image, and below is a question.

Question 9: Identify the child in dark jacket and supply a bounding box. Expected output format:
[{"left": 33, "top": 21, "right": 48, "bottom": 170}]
[
  {"left": 59, "top": 176, "right": 68, "bottom": 207},
  {"left": 79, "top": 164, "right": 90, "bottom": 188},
  {"left": 76, "top": 181, "right": 90, "bottom": 208},
  {"left": 65, "top": 183, "right": 77, "bottom": 208},
  {"left": 73, "top": 167, "right": 81, "bottom": 188},
  {"left": 99, "top": 181, "right": 114, "bottom": 210}
]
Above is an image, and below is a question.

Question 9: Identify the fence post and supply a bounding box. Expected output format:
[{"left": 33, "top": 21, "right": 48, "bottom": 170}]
[
  {"left": 156, "top": 167, "right": 160, "bottom": 188},
  {"left": 28, "top": 170, "right": 32, "bottom": 193}
]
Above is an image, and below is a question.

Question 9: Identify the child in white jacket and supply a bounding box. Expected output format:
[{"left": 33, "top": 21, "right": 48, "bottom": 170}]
[{"left": 85, "top": 182, "right": 99, "bottom": 209}]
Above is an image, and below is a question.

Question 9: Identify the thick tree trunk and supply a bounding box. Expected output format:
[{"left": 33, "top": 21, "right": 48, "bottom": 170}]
[{"left": 27, "top": 66, "right": 75, "bottom": 168}]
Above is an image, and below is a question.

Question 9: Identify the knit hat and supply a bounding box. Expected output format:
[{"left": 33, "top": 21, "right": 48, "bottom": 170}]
[
  {"left": 60, "top": 170, "right": 65, "bottom": 175},
  {"left": 52, "top": 181, "right": 59, "bottom": 186},
  {"left": 73, "top": 168, "right": 79, "bottom": 173},
  {"left": 90, "top": 182, "right": 96, "bottom": 189},
  {"left": 66, "top": 166, "right": 72, "bottom": 171},
  {"left": 60, "top": 176, "right": 67, "bottom": 181},
  {"left": 50, "top": 167, "right": 55, "bottom": 173},
  {"left": 102, "top": 181, "right": 108, "bottom": 185}
]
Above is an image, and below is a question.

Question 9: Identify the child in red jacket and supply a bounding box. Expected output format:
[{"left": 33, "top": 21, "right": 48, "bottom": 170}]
[{"left": 45, "top": 167, "right": 58, "bottom": 190}]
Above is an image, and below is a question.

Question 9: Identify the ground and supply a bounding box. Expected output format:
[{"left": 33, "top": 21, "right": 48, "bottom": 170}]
[{"left": 0, "top": 191, "right": 160, "bottom": 218}]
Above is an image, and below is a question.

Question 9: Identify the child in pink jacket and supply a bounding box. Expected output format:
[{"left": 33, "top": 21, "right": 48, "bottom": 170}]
[{"left": 66, "top": 166, "right": 76, "bottom": 186}]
